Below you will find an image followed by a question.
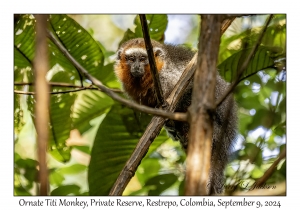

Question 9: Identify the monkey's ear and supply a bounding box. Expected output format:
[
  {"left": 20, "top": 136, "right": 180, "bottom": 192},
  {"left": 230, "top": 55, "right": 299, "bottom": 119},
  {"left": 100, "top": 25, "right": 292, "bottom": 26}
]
[
  {"left": 116, "top": 49, "right": 122, "bottom": 60},
  {"left": 154, "top": 47, "right": 164, "bottom": 58}
]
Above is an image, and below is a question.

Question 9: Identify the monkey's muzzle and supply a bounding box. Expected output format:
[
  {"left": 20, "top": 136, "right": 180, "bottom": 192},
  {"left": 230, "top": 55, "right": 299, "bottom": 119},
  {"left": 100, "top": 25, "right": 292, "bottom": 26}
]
[{"left": 130, "top": 62, "right": 145, "bottom": 78}]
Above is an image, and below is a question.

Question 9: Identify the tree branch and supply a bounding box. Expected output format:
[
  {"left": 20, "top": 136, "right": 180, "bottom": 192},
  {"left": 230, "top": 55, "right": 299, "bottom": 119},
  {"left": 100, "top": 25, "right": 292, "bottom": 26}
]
[
  {"left": 47, "top": 30, "right": 188, "bottom": 122},
  {"left": 15, "top": 88, "right": 92, "bottom": 95},
  {"left": 216, "top": 14, "right": 274, "bottom": 107},
  {"left": 14, "top": 82, "right": 122, "bottom": 94},
  {"left": 185, "top": 14, "right": 223, "bottom": 196},
  {"left": 139, "top": 14, "right": 165, "bottom": 106},
  {"left": 34, "top": 14, "right": 49, "bottom": 196}
]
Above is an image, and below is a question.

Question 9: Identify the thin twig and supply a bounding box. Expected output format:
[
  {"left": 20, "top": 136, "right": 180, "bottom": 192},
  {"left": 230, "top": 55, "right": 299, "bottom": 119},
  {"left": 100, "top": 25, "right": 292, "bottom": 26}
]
[
  {"left": 15, "top": 88, "right": 90, "bottom": 95},
  {"left": 14, "top": 82, "right": 122, "bottom": 93},
  {"left": 139, "top": 14, "right": 165, "bottom": 106},
  {"left": 216, "top": 14, "right": 274, "bottom": 107},
  {"left": 47, "top": 30, "right": 188, "bottom": 122}
]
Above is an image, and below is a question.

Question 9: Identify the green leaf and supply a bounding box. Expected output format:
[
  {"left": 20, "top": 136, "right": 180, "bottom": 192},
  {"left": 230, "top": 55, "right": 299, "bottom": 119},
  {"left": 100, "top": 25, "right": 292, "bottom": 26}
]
[
  {"left": 278, "top": 160, "right": 286, "bottom": 176},
  {"left": 59, "top": 164, "right": 87, "bottom": 175},
  {"left": 14, "top": 15, "right": 35, "bottom": 61},
  {"left": 218, "top": 46, "right": 276, "bottom": 83},
  {"left": 49, "top": 14, "right": 105, "bottom": 80},
  {"left": 134, "top": 15, "right": 168, "bottom": 41},
  {"left": 178, "top": 179, "right": 185, "bottom": 196},
  {"left": 119, "top": 29, "right": 137, "bottom": 47},
  {"left": 145, "top": 174, "right": 178, "bottom": 195},
  {"left": 14, "top": 15, "right": 81, "bottom": 83},
  {"left": 98, "top": 63, "right": 121, "bottom": 89},
  {"left": 49, "top": 170, "right": 65, "bottom": 186},
  {"left": 242, "top": 143, "right": 262, "bottom": 166},
  {"left": 136, "top": 158, "right": 161, "bottom": 185},
  {"left": 49, "top": 93, "right": 77, "bottom": 162},
  {"left": 14, "top": 186, "right": 32, "bottom": 196},
  {"left": 73, "top": 90, "right": 114, "bottom": 134},
  {"left": 15, "top": 158, "right": 38, "bottom": 168},
  {"left": 50, "top": 184, "right": 81, "bottom": 196},
  {"left": 14, "top": 15, "right": 35, "bottom": 82},
  {"left": 88, "top": 104, "right": 168, "bottom": 195},
  {"left": 119, "top": 15, "right": 168, "bottom": 46},
  {"left": 73, "top": 145, "right": 91, "bottom": 154},
  {"left": 237, "top": 95, "right": 261, "bottom": 110},
  {"left": 237, "top": 112, "right": 252, "bottom": 136},
  {"left": 14, "top": 48, "right": 32, "bottom": 82},
  {"left": 251, "top": 166, "right": 264, "bottom": 179}
]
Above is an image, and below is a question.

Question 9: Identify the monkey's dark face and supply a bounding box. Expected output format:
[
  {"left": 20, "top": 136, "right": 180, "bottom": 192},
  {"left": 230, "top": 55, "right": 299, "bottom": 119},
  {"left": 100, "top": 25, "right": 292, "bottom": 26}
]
[
  {"left": 124, "top": 50, "right": 149, "bottom": 78},
  {"left": 114, "top": 39, "right": 165, "bottom": 105}
]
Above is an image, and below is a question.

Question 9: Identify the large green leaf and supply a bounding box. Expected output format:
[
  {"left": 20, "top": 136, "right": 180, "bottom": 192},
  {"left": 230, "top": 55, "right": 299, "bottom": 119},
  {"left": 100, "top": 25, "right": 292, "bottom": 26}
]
[
  {"left": 14, "top": 15, "right": 36, "bottom": 61},
  {"left": 14, "top": 15, "right": 81, "bottom": 83},
  {"left": 73, "top": 90, "right": 114, "bottom": 134},
  {"left": 14, "top": 47, "right": 32, "bottom": 82},
  {"left": 14, "top": 15, "right": 35, "bottom": 82},
  {"left": 88, "top": 104, "right": 168, "bottom": 195},
  {"left": 49, "top": 91, "right": 77, "bottom": 162},
  {"left": 49, "top": 14, "right": 105, "bottom": 80},
  {"left": 218, "top": 46, "right": 276, "bottom": 82}
]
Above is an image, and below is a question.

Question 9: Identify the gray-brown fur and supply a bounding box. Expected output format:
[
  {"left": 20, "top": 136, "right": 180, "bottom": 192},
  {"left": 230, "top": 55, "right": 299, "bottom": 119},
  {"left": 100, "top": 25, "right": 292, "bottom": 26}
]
[{"left": 115, "top": 38, "right": 238, "bottom": 195}]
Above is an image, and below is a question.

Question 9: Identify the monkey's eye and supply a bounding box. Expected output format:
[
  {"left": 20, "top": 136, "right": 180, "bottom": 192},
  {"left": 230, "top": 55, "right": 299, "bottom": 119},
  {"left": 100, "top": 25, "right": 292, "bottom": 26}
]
[
  {"left": 127, "top": 56, "right": 135, "bottom": 62},
  {"left": 140, "top": 56, "right": 146, "bottom": 62}
]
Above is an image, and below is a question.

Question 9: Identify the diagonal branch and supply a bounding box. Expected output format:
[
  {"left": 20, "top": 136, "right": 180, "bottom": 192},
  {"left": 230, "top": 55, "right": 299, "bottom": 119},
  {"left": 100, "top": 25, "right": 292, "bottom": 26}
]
[
  {"left": 139, "top": 14, "right": 165, "bottom": 106},
  {"left": 47, "top": 30, "right": 188, "bottom": 122}
]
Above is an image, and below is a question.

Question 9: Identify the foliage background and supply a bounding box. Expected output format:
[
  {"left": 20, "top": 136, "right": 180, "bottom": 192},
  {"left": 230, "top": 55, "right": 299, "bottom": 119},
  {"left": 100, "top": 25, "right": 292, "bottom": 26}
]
[{"left": 14, "top": 14, "right": 286, "bottom": 195}]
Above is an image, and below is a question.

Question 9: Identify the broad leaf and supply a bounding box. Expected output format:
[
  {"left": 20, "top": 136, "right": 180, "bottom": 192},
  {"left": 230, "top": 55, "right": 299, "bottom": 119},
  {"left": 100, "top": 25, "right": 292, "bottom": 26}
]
[
  {"left": 73, "top": 90, "right": 114, "bottom": 134},
  {"left": 88, "top": 104, "right": 168, "bottom": 195},
  {"left": 218, "top": 46, "right": 276, "bottom": 83},
  {"left": 14, "top": 48, "right": 32, "bottom": 82},
  {"left": 14, "top": 15, "right": 81, "bottom": 83},
  {"left": 49, "top": 14, "right": 105, "bottom": 80},
  {"left": 49, "top": 92, "right": 76, "bottom": 162}
]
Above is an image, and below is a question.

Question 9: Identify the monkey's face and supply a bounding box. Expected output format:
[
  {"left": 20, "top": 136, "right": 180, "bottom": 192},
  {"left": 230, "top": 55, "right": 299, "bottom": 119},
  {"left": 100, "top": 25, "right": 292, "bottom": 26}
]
[
  {"left": 124, "top": 49, "right": 149, "bottom": 78},
  {"left": 115, "top": 38, "right": 165, "bottom": 82},
  {"left": 114, "top": 38, "right": 165, "bottom": 106}
]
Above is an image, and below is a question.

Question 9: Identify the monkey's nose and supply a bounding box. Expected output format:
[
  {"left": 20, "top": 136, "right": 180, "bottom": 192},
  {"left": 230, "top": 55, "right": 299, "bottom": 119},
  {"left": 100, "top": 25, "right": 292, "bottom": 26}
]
[
  {"left": 131, "top": 66, "right": 144, "bottom": 78},
  {"left": 131, "top": 70, "right": 144, "bottom": 78}
]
